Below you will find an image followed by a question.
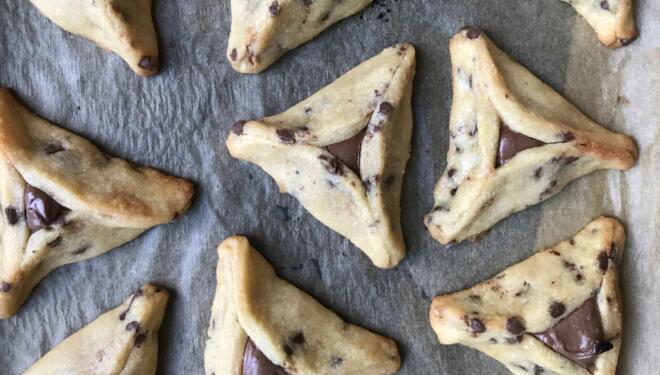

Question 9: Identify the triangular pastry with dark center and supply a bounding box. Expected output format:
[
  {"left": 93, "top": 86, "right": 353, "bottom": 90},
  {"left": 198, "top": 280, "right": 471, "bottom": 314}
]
[
  {"left": 227, "top": 44, "right": 415, "bottom": 269},
  {"left": 24, "top": 284, "right": 168, "bottom": 375},
  {"left": 0, "top": 89, "right": 193, "bottom": 318},
  {"left": 559, "top": 0, "right": 637, "bottom": 47},
  {"left": 28, "top": 0, "right": 160, "bottom": 76},
  {"left": 227, "top": 0, "right": 372, "bottom": 73},
  {"left": 430, "top": 217, "right": 625, "bottom": 375},
  {"left": 424, "top": 28, "right": 636, "bottom": 245},
  {"left": 204, "top": 236, "right": 401, "bottom": 375}
]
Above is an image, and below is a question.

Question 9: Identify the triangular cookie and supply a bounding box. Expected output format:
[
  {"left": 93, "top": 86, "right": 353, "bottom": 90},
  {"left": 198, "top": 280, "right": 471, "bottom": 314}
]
[
  {"left": 0, "top": 89, "right": 193, "bottom": 318},
  {"left": 24, "top": 283, "right": 168, "bottom": 375},
  {"left": 204, "top": 236, "right": 401, "bottom": 375},
  {"left": 430, "top": 217, "right": 625, "bottom": 375},
  {"left": 560, "top": 0, "right": 637, "bottom": 47},
  {"left": 227, "top": 0, "right": 372, "bottom": 73},
  {"left": 226, "top": 44, "right": 415, "bottom": 269},
  {"left": 28, "top": 0, "right": 160, "bottom": 76},
  {"left": 424, "top": 28, "right": 636, "bottom": 245}
]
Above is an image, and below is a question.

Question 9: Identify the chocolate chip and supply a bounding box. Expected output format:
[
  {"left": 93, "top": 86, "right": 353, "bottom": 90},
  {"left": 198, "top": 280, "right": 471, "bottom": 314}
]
[
  {"left": 609, "top": 243, "right": 620, "bottom": 264},
  {"left": 560, "top": 132, "right": 575, "bottom": 142},
  {"left": 138, "top": 57, "right": 158, "bottom": 72},
  {"left": 72, "top": 247, "right": 88, "bottom": 255},
  {"left": 447, "top": 168, "right": 457, "bottom": 178},
  {"left": 5, "top": 207, "right": 19, "bottom": 225},
  {"left": 450, "top": 187, "right": 458, "bottom": 196},
  {"left": 318, "top": 155, "right": 344, "bottom": 176},
  {"left": 469, "top": 124, "right": 478, "bottom": 136},
  {"left": 276, "top": 129, "right": 296, "bottom": 144},
  {"left": 595, "top": 340, "right": 614, "bottom": 353},
  {"left": 283, "top": 344, "right": 293, "bottom": 356},
  {"left": 506, "top": 317, "right": 525, "bottom": 335},
  {"left": 576, "top": 273, "right": 584, "bottom": 282},
  {"left": 134, "top": 333, "right": 147, "bottom": 348},
  {"left": 563, "top": 261, "right": 576, "bottom": 271},
  {"left": 44, "top": 143, "right": 64, "bottom": 154},
  {"left": 600, "top": 0, "right": 610, "bottom": 10},
  {"left": 47, "top": 236, "right": 62, "bottom": 248},
  {"left": 534, "top": 167, "right": 542, "bottom": 179},
  {"left": 468, "top": 318, "right": 486, "bottom": 334},
  {"left": 232, "top": 120, "right": 246, "bottom": 135},
  {"left": 465, "top": 27, "right": 481, "bottom": 39},
  {"left": 363, "top": 175, "right": 379, "bottom": 192},
  {"left": 0, "top": 281, "right": 11, "bottom": 293},
  {"left": 230, "top": 48, "right": 237, "bottom": 61},
  {"left": 290, "top": 332, "right": 305, "bottom": 344},
  {"left": 24, "top": 185, "right": 70, "bottom": 232},
  {"left": 598, "top": 251, "right": 609, "bottom": 272},
  {"left": 534, "top": 365, "right": 545, "bottom": 375},
  {"left": 269, "top": 1, "right": 281, "bottom": 15},
  {"left": 119, "top": 289, "right": 143, "bottom": 320},
  {"left": 551, "top": 155, "right": 579, "bottom": 165},
  {"left": 379, "top": 101, "right": 394, "bottom": 115},
  {"left": 549, "top": 302, "right": 566, "bottom": 318},
  {"left": 126, "top": 321, "right": 140, "bottom": 332},
  {"left": 550, "top": 250, "right": 561, "bottom": 256},
  {"left": 329, "top": 356, "right": 343, "bottom": 368},
  {"left": 506, "top": 336, "right": 522, "bottom": 344}
]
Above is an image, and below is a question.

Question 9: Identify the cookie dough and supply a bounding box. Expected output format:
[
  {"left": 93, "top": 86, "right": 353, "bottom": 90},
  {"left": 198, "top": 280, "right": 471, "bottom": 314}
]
[
  {"left": 430, "top": 217, "right": 625, "bottom": 375},
  {"left": 560, "top": 0, "right": 637, "bottom": 47},
  {"left": 424, "top": 28, "right": 636, "bottom": 245},
  {"left": 0, "top": 89, "right": 194, "bottom": 318},
  {"left": 24, "top": 284, "right": 169, "bottom": 375},
  {"left": 204, "top": 236, "right": 401, "bottom": 375},
  {"left": 28, "top": 0, "right": 160, "bottom": 76},
  {"left": 227, "top": 0, "right": 372, "bottom": 73},
  {"left": 226, "top": 43, "right": 415, "bottom": 269}
]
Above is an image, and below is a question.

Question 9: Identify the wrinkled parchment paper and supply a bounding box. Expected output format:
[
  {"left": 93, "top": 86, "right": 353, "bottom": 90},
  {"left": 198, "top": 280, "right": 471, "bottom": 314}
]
[{"left": 0, "top": 0, "right": 658, "bottom": 373}]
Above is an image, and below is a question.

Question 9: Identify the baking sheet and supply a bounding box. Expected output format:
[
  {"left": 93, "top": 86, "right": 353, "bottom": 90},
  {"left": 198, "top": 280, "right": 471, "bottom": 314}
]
[{"left": 0, "top": 0, "right": 658, "bottom": 373}]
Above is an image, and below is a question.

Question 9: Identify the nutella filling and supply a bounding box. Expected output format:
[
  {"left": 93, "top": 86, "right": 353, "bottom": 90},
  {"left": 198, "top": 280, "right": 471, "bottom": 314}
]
[
  {"left": 24, "top": 184, "right": 70, "bottom": 232},
  {"left": 243, "top": 338, "right": 288, "bottom": 375},
  {"left": 326, "top": 128, "right": 367, "bottom": 176},
  {"left": 534, "top": 297, "right": 613, "bottom": 368},
  {"left": 496, "top": 124, "right": 545, "bottom": 167}
]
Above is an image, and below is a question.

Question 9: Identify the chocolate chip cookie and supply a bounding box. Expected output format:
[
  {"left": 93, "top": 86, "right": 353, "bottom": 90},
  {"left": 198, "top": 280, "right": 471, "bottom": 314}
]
[
  {"left": 204, "top": 236, "right": 401, "bottom": 375},
  {"left": 424, "top": 28, "right": 636, "bottom": 245},
  {"left": 430, "top": 217, "right": 625, "bottom": 375},
  {"left": 227, "top": 0, "right": 372, "bottom": 73},
  {"left": 0, "top": 89, "right": 193, "bottom": 318},
  {"left": 28, "top": 0, "right": 160, "bottom": 76},
  {"left": 24, "top": 284, "right": 168, "bottom": 375},
  {"left": 226, "top": 44, "right": 415, "bottom": 268}
]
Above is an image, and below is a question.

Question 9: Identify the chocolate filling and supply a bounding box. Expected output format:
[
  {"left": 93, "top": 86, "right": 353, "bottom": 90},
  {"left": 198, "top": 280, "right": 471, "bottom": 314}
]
[
  {"left": 326, "top": 128, "right": 367, "bottom": 176},
  {"left": 243, "top": 338, "right": 288, "bottom": 375},
  {"left": 24, "top": 184, "right": 70, "bottom": 232},
  {"left": 496, "top": 124, "right": 545, "bottom": 167},
  {"left": 534, "top": 297, "right": 613, "bottom": 368}
]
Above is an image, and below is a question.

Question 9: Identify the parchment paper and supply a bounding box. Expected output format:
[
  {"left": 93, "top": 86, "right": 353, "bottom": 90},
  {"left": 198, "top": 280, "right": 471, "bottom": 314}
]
[{"left": 0, "top": 0, "right": 658, "bottom": 374}]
